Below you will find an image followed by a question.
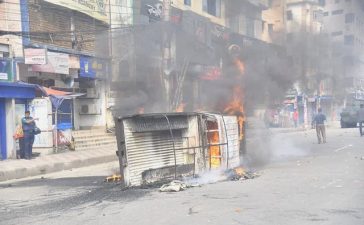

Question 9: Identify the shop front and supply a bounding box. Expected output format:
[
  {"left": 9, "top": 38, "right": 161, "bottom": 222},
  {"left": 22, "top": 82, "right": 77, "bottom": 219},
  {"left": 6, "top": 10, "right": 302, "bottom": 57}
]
[{"left": 0, "top": 81, "right": 36, "bottom": 159}]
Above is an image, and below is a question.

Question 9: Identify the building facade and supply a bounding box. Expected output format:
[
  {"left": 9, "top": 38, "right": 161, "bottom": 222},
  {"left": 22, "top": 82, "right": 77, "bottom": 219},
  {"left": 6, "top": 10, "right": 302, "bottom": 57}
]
[{"left": 322, "top": 0, "right": 364, "bottom": 92}]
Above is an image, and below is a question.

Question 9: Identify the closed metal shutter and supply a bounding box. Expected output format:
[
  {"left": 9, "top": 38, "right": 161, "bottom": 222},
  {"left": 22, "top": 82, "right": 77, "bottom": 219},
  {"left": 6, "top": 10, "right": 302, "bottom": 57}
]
[{"left": 124, "top": 122, "right": 185, "bottom": 186}]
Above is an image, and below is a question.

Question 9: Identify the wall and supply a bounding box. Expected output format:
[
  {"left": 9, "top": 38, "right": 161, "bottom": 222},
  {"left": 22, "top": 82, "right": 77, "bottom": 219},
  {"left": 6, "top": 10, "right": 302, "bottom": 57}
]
[
  {"left": 262, "top": 0, "right": 286, "bottom": 44},
  {"left": 172, "top": 0, "right": 226, "bottom": 26},
  {"left": 0, "top": 0, "right": 24, "bottom": 57},
  {"left": 74, "top": 81, "right": 107, "bottom": 129},
  {"left": 5, "top": 99, "right": 16, "bottom": 159},
  {"left": 27, "top": 0, "right": 109, "bottom": 55},
  {"left": 286, "top": 1, "right": 323, "bottom": 34}
]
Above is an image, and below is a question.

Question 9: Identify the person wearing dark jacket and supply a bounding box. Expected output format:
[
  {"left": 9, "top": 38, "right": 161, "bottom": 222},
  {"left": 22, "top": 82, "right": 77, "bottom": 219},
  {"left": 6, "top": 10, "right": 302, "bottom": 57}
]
[
  {"left": 357, "top": 104, "right": 364, "bottom": 136},
  {"left": 313, "top": 108, "right": 326, "bottom": 144},
  {"left": 21, "top": 111, "right": 38, "bottom": 159}
]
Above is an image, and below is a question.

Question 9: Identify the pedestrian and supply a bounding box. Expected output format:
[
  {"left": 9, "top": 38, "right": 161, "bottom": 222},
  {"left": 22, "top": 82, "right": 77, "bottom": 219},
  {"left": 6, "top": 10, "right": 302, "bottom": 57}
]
[
  {"left": 313, "top": 108, "right": 326, "bottom": 144},
  {"left": 357, "top": 104, "right": 364, "bottom": 136},
  {"left": 13, "top": 123, "right": 24, "bottom": 159},
  {"left": 21, "top": 111, "right": 38, "bottom": 160},
  {"left": 293, "top": 110, "right": 299, "bottom": 128}
]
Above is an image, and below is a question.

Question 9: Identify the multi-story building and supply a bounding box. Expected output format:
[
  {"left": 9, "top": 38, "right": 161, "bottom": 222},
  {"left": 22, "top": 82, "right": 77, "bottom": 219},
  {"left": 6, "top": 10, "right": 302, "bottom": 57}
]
[
  {"left": 322, "top": 0, "right": 364, "bottom": 91},
  {"left": 0, "top": 0, "right": 130, "bottom": 159},
  {"left": 0, "top": 0, "right": 37, "bottom": 159},
  {"left": 262, "top": 0, "right": 287, "bottom": 44}
]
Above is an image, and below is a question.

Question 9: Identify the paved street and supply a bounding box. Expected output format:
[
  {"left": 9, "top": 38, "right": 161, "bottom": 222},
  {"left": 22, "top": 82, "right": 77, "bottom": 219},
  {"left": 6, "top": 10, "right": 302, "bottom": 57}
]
[{"left": 0, "top": 127, "right": 363, "bottom": 225}]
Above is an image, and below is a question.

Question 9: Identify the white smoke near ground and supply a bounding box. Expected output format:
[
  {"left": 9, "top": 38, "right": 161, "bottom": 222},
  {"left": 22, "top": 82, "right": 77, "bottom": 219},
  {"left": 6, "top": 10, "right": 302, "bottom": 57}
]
[
  {"left": 183, "top": 169, "right": 227, "bottom": 186},
  {"left": 269, "top": 133, "right": 308, "bottom": 162}
]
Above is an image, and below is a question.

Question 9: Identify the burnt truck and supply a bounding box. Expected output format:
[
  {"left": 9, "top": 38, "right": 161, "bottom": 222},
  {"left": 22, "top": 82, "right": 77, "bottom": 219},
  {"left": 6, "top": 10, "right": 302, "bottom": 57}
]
[{"left": 114, "top": 112, "right": 246, "bottom": 187}]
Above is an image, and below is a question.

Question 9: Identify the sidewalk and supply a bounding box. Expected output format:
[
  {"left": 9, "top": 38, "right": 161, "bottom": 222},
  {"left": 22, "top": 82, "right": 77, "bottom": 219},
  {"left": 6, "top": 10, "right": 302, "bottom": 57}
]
[
  {"left": 269, "top": 127, "right": 307, "bottom": 134},
  {"left": 0, "top": 148, "right": 118, "bottom": 182}
]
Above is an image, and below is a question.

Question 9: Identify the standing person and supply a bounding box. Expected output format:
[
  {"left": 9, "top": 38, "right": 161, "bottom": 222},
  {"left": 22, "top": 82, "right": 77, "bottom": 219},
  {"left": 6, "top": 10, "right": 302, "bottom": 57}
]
[
  {"left": 293, "top": 109, "right": 299, "bottom": 128},
  {"left": 21, "top": 111, "right": 38, "bottom": 160},
  {"left": 313, "top": 108, "right": 326, "bottom": 144},
  {"left": 357, "top": 104, "right": 364, "bottom": 136}
]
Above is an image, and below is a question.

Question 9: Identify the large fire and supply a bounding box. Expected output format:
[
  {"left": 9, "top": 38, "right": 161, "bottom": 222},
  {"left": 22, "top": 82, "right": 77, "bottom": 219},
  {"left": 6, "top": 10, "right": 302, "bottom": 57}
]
[
  {"left": 209, "top": 130, "right": 221, "bottom": 168},
  {"left": 224, "top": 58, "right": 245, "bottom": 140}
]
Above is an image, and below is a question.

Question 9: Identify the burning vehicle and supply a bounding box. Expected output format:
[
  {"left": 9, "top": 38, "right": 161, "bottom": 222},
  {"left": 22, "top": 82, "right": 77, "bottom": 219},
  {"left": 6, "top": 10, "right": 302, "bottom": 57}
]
[{"left": 114, "top": 112, "right": 246, "bottom": 187}]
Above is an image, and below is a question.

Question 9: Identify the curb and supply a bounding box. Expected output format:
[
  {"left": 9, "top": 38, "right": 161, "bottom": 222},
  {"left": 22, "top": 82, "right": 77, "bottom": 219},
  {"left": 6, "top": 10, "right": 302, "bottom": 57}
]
[{"left": 0, "top": 152, "right": 118, "bottom": 182}]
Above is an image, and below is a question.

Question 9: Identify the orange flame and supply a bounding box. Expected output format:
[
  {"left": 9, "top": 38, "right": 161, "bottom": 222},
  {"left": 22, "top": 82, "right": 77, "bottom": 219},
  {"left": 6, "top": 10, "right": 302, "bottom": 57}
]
[
  {"left": 234, "top": 58, "right": 245, "bottom": 75},
  {"left": 224, "top": 58, "right": 246, "bottom": 141},
  {"left": 175, "top": 103, "right": 186, "bottom": 112},
  {"left": 209, "top": 131, "right": 221, "bottom": 168}
]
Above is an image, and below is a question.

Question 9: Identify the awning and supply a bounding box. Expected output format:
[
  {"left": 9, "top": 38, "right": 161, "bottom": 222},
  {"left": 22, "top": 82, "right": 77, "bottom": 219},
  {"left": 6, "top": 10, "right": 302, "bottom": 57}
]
[
  {"left": 37, "top": 86, "right": 84, "bottom": 108},
  {"left": 0, "top": 81, "right": 36, "bottom": 99}
]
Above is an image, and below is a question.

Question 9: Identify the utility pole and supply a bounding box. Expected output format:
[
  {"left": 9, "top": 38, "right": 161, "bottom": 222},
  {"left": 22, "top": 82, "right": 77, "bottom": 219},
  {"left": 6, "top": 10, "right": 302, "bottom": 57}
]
[{"left": 162, "top": 0, "right": 172, "bottom": 111}]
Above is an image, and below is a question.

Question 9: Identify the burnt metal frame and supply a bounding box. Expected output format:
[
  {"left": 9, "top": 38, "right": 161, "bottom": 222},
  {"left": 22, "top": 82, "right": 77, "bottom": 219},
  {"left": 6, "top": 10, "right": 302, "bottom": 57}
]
[
  {"left": 116, "top": 113, "right": 239, "bottom": 186},
  {"left": 163, "top": 114, "right": 178, "bottom": 179}
]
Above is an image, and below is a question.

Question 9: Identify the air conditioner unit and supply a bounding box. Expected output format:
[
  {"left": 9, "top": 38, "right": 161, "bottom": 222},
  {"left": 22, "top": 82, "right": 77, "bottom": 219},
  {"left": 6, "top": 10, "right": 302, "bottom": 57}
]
[{"left": 79, "top": 104, "right": 101, "bottom": 115}]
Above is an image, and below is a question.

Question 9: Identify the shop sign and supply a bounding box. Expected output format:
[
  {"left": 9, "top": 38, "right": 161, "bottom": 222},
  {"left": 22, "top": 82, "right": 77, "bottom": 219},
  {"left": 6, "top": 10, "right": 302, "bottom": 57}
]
[
  {"left": 80, "top": 56, "right": 108, "bottom": 78},
  {"left": 24, "top": 48, "right": 47, "bottom": 65},
  {"left": 43, "top": 0, "right": 108, "bottom": 23},
  {"left": 69, "top": 55, "right": 80, "bottom": 69},
  {"left": 31, "top": 52, "right": 69, "bottom": 75},
  {"left": 0, "top": 59, "right": 12, "bottom": 81},
  {"left": 200, "top": 66, "right": 221, "bottom": 80}
]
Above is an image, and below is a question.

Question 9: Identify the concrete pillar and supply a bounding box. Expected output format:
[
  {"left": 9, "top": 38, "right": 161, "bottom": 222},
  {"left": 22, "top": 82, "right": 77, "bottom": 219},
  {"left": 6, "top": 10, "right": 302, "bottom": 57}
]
[{"left": 5, "top": 99, "right": 16, "bottom": 159}]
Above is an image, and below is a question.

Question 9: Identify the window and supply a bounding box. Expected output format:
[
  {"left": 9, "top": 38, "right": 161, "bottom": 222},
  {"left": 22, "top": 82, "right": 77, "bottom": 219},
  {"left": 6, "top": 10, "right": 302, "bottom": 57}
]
[
  {"left": 344, "top": 35, "right": 354, "bottom": 45},
  {"left": 331, "top": 31, "right": 343, "bottom": 36},
  {"left": 335, "top": 0, "right": 340, "bottom": 3},
  {"left": 268, "top": 24, "right": 274, "bottom": 34},
  {"left": 345, "top": 13, "right": 355, "bottom": 23},
  {"left": 313, "top": 10, "right": 323, "bottom": 21},
  {"left": 318, "top": 0, "right": 326, "bottom": 6},
  {"left": 323, "top": 12, "right": 329, "bottom": 16},
  {"left": 332, "top": 9, "right": 344, "bottom": 15},
  {"left": 184, "top": 0, "right": 191, "bottom": 6},
  {"left": 246, "top": 17, "right": 255, "bottom": 37},
  {"left": 202, "top": 0, "right": 221, "bottom": 17},
  {"left": 287, "top": 10, "right": 293, "bottom": 20},
  {"left": 229, "top": 16, "right": 240, "bottom": 33}
]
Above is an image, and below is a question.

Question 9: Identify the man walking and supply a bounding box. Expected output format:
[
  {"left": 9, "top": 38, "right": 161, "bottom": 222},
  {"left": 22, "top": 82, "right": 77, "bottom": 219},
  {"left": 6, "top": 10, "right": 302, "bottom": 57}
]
[
  {"left": 357, "top": 104, "right": 364, "bottom": 136},
  {"left": 313, "top": 108, "right": 326, "bottom": 144},
  {"left": 21, "top": 111, "right": 37, "bottom": 159}
]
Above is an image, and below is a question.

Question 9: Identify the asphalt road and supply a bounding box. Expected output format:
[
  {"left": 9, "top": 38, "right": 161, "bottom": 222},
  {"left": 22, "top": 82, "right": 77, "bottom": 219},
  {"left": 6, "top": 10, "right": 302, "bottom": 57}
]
[{"left": 0, "top": 127, "right": 363, "bottom": 225}]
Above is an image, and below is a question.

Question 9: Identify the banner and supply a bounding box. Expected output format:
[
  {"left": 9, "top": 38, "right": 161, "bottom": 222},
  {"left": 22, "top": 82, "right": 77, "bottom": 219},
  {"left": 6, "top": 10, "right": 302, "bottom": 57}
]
[
  {"left": 43, "top": 0, "right": 108, "bottom": 23},
  {"left": 0, "top": 59, "right": 12, "bottom": 81},
  {"left": 24, "top": 48, "right": 47, "bottom": 65},
  {"left": 80, "top": 56, "right": 108, "bottom": 78},
  {"left": 31, "top": 52, "right": 69, "bottom": 75},
  {"left": 69, "top": 55, "right": 80, "bottom": 69}
]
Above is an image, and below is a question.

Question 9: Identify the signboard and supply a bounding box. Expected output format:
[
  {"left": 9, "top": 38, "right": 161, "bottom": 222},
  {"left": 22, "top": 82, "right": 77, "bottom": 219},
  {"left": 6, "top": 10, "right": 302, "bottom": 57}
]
[
  {"left": 80, "top": 56, "right": 108, "bottom": 78},
  {"left": 141, "top": 0, "right": 163, "bottom": 22},
  {"left": 24, "top": 48, "right": 47, "bottom": 65},
  {"left": 0, "top": 59, "right": 12, "bottom": 81},
  {"left": 43, "top": 0, "right": 108, "bottom": 23},
  {"left": 200, "top": 66, "right": 221, "bottom": 80},
  {"left": 31, "top": 52, "right": 69, "bottom": 75},
  {"left": 69, "top": 55, "right": 80, "bottom": 69}
]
